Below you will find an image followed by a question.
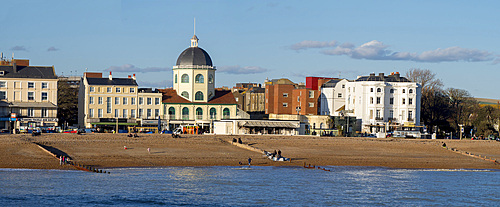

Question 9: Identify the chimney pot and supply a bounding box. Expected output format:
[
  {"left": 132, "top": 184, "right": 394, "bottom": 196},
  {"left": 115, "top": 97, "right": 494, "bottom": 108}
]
[{"left": 109, "top": 71, "right": 112, "bottom": 80}]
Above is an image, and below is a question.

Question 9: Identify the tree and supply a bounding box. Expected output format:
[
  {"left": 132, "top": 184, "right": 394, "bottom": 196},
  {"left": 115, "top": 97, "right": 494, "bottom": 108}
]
[
  {"left": 445, "top": 88, "right": 477, "bottom": 133},
  {"left": 57, "top": 78, "right": 79, "bottom": 128},
  {"left": 405, "top": 68, "right": 443, "bottom": 94}
]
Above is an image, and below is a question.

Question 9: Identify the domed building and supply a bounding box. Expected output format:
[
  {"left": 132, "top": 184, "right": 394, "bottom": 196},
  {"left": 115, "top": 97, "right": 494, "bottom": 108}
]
[{"left": 160, "top": 34, "right": 237, "bottom": 132}]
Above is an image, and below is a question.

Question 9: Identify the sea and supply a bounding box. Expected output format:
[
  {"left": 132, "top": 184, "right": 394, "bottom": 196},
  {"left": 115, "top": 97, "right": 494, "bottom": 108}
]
[{"left": 0, "top": 166, "right": 499, "bottom": 206}]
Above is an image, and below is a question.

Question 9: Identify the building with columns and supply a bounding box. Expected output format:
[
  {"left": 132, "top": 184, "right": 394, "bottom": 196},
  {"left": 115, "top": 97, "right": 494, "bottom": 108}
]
[{"left": 160, "top": 34, "right": 237, "bottom": 132}]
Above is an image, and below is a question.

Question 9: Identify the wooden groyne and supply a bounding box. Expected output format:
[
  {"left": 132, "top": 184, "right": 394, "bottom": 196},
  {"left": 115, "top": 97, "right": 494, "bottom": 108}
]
[
  {"left": 33, "top": 142, "right": 110, "bottom": 174},
  {"left": 441, "top": 144, "right": 499, "bottom": 165}
]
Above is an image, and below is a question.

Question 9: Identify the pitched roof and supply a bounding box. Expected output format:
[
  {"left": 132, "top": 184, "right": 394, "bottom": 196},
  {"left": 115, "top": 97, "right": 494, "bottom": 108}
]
[
  {"left": 0, "top": 65, "right": 56, "bottom": 79},
  {"left": 355, "top": 73, "right": 410, "bottom": 82},
  {"left": 159, "top": 88, "right": 237, "bottom": 105},
  {"left": 86, "top": 77, "right": 138, "bottom": 86}
]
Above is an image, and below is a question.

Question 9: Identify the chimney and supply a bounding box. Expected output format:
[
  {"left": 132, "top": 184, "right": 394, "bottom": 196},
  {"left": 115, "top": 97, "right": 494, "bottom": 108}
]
[
  {"left": 132, "top": 74, "right": 136, "bottom": 80},
  {"left": 13, "top": 62, "right": 17, "bottom": 73},
  {"left": 128, "top": 75, "right": 131, "bottom": 79},
  {"left": 379, "top": 73, "right": 384, "bottom": 77},
  {"left": 109, "top": 71, "right": 112, "bottom": 80}
]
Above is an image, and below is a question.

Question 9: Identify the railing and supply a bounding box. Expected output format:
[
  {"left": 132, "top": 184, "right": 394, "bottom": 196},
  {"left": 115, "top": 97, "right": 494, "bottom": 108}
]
[
  {"left": 387, "top": 118, "right": 396, "bottom": 121},
  {"left": 169, "top": 115, "right": 175, "bottom": 120},
  {"left": 375, "top": 117, "right": 384, "bottom": 121},
  {"left": 196, "top": 115, "right": 203, "bottom": 120},
  {"left": 222, "top": 115, "right": 230, "bottom": 120},
  {"left": 407, "top": 118, "right": 414, "bottom": 121},
  {"left": 182, "top": 115, "right": 189, "bottom": 120},
  {"left": 173, "top": 65, "right": 215, "bottom": 69}
]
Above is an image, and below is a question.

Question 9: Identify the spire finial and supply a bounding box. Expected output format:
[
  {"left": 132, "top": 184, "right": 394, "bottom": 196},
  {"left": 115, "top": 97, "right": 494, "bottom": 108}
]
[
  {"left": 190, "top": 18, "right": 199, "bottom": 47},
  {"left": 194, "top": 17, "right": 196, "bottom": 35}
]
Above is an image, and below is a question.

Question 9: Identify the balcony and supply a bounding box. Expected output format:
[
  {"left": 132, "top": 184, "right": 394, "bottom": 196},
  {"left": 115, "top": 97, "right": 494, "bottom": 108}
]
[
  {"left": 182, "top": 115, "right": 189, "bottom": 120},
  {"left": 196, "top": 115, "right": 203, "bottom": 120},
  {"left": 407, "top": 118, "right": 414, "bottom": 121},
  {"left": 169, "top": 115, "right": 175, "bottom": 120},
  {"left": 375, "top": 117, "right": 384, "bottom": 121}
]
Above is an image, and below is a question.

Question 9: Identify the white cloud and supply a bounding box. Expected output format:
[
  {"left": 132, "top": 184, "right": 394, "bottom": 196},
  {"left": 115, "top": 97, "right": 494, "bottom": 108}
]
[
  {"left": 11, "top": 46, "right": 27, "bottom": 51},
  {"left": 290, "top": 40, "right": 337, "bottom": 51},
  {"left": 104, "top": 64, "right": 168, "bottom": 73},
  {"left": 218, "top": 65, "right": 269, "bottom": 74},
  {"left": 47, "top": 46, "right": 59, "bottom": 52}
]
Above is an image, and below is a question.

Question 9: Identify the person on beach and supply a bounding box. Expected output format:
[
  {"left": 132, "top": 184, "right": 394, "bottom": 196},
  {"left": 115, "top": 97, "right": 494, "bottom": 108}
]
[
  {"left": 147, "top": 148, "right": 150, "bottom": 154},
  {"left": 248, "top": 157, "right": 252, "bottom": 166},
  {"left": 59, "top": 156, "right": 63, "bottom": 166}
]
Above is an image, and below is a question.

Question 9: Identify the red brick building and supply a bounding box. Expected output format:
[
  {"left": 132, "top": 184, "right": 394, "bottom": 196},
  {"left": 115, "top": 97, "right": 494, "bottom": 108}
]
[{"left": 265, "top": 78, "right": 319, "bottom": 115}]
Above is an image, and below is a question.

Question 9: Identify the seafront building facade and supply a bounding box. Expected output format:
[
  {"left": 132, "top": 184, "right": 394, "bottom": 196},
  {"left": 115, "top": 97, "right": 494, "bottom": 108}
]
[{"left": 0, "top": 57, "right": 58, "bottom": 132}]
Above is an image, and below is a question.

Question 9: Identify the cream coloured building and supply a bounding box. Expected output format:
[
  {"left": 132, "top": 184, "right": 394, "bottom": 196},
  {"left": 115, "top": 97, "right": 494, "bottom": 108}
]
[{"left": 0, "top": 58, "right": 58, "bottom": 132}]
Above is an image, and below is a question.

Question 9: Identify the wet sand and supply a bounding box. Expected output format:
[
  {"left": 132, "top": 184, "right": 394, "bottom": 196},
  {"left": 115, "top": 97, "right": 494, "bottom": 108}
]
[{"left": 1, "top": 133, "right": 499, "bottom": 170}]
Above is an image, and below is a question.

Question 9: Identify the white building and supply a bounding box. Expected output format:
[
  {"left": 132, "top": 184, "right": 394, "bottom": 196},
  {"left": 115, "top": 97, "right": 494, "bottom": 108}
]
[
  {"left": 344, "top": 72, "right": 421, "bottom": 133},
  {"left": 319, "top": 79, "right": 348, "bottom": 116}
]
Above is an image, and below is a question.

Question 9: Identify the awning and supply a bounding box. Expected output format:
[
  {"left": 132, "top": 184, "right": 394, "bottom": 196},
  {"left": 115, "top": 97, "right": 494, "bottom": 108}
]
[
  {"left": 241, "top": 121, "right": 298, "bottom": 128},
  {"left": 91, "top": 122, "right": 138, "bottom": 126},
  {"left": 335, "top": 105, "right": 345, "bottom": 112},
  {"left": 9, "top": 102, "right": 57, "bottom": 108}
]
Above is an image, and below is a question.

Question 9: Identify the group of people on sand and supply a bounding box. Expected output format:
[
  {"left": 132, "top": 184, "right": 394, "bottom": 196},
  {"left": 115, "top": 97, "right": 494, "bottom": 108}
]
[
  {"left": 127, "top": 133, "right": 139, "bottom": 137},
  {"left": 271, "top": 149, "right": 282, "bottom": 159},
  {"left": 59, "top": 155, "right": 70, "bottom": 166}
]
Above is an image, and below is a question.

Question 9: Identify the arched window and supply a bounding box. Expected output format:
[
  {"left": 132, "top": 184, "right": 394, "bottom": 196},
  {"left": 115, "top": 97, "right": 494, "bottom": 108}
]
[
  {"left": 208, "top": 74, "right": 214, "bottom": 83},
  {"left": 409, "top": 89, "right": 413, "bottom": 94},
  {"left": 196, "top": 107, "right": 203, "bottom": 119},
  {"left": 182, "top": 107, "right": 189, "bottom": 120},
  {"left": 402, "top": 89, "right": 406, "bottom": 93},
  {"left": 168, "top": 107, "right": 175, "bottom": 119},
  {"left": 181, "top": 91, "right": 189, "bottom": 99},
  {"left": 210, "top": 108, "right": 216, "bottom": 119},
  {"left": 377, "top": 88, "right": 381, "bottom": 93},
  {"left": 174, "top": 74, "right": 177, "bottom": 83},
  {"left": 223, "top": 108, "right": 230, "bottom": 119},
  {"left": 181, "top": 74, "right": 189, "bottom": 83},
  {"left": 320, "top": 123, "right": 324, "bottom": 129},
  {"left": 195, "top": 74, "right": 204, "bottom": 83},
  {"left": 195, "top": 91, "right": 204, "bottom": 101}
]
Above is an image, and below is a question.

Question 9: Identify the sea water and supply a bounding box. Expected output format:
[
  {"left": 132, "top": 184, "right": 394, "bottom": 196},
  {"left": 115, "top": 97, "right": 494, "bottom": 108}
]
[{"left": 0, "top": 166, "right": 499, "bottom": 206}]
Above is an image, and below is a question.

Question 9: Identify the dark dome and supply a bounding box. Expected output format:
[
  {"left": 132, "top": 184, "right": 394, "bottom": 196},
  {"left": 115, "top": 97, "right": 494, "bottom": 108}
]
[{"left": 176, "top": 47, "right": 213, "bottom": 66}]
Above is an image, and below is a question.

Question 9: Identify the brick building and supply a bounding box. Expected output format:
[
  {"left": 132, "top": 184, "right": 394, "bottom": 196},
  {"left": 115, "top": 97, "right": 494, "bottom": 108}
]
[{"left": 265, "top": 78, "right": 318, "bottom": 115}]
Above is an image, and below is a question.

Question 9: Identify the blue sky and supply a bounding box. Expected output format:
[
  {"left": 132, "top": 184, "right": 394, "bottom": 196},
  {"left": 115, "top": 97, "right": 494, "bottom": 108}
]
[{"left": 1, "top": 0, "right": 499, "bottom": 98}]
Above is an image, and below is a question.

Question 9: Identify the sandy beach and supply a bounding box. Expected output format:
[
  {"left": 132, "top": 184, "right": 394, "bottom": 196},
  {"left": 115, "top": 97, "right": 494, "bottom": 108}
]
[{"left": 1, "top": 133, "right": 499, "bottom": 170}]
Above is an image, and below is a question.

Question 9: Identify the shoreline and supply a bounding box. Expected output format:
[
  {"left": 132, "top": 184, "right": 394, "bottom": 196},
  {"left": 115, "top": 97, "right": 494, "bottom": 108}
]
[{"left": 1, "top": 133, "right": 499, "bottom": 170}]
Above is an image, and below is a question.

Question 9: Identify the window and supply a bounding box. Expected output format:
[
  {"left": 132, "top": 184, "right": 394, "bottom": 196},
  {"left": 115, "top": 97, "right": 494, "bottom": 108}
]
[
  {"left": 89, "top": 109, "right": 94, "bottom": 118},
  {"left": 376, "top": 97, "right": 381, "bottom": 104},
  {"left": 283, "top": 103, "right": 288, "bottom": 107},
  {"left": 342, "top": 84, "right": 345, "bottom": 88},
  {"left": 138, "top": 109, "right": 143, "bottom": 118},
  {"left": 98, "top": 97, "right": 103, "bottom": 105},
  {"left": 147, "top": 97, "right": 152, "bottom": 105},
  {"left": 28, "top": 82, "right": 34, "bottom": 88},
  {"left": 115, "top": 97, "right": 120, "bottom": 105},
  {"left": 0, "top": 91, "right": 6, "bottom": 99},
  {"left": 376, "top": 110, "right": 381, "bottom": 119},
  {"left": 182, "top": 107, "right": 189, "bottom": 120},
  {"left": 123, "top": 97, "right": 128, "bottom": 105},
  {"left": 409, "top": 89, "right": 413, "bottom": 94},
  {"left": 28, "top": 92, "right": 34, "bottom": 100},
  {"left": 155, "top": 109, "right": 159, "bottom": 118},
  {"left": 28, "top": 108, "right": 34, "bottom": 117},
  {"left": 208, "top": 74, "right": 214, "bottom": 83},
  {"left": 402, "top": 89, "right": 406, "bottom": 93},
  {"left": 181, "top": 74, "right": 189, "bottom": 83},
  {"left": 195, "top": 91, "right": 204, "bottom": 100},
  {"left": 409, "top": 98, "right": 413, "bottom": 105},
  {"left": 131, "top": 109, "right": 136, "bottom": 118},
  {"left": 223, "top": 108, "right": 230, "bottom": 119},
  {"left": 147, "top": 109, "right": 152, "bottom": 118},
  {"left": 210, "top": 108, "right": 216, "bottom": 119},
  {"left": 283, "top": 93, "right": 288, "bottom": 98},
  {"left": 116, "top": 87, "right": 121, "bottom": 93},
  {"left": 130, "top": 88, "right": 135, "bottom": 93},
  {"left": 370, "top": 97, "right": 373, "bottom": 104},
  {"left": 408, "top": 111, "right": 413, "bottom": 120},
  {"left": 181, "top": 91, "right": 189, "bottom": 99},
  {"left": 389, "top": 110, "right": 394, "bottom": 119},
  {"left": 297, "top": 97, "right": 300, "bottom": 102},
  {"left": 309, "top": 91, "right": 314, "bottom": 98},
  {"left": 155, "top": 97, "right": 160, "bottom": 105},
  {"left": 89, "top": 97, "right": 94, "bottom": 104},
  {"left": 42, "top": 82, "right": 48, "bottom": 89},
  {"left": 131, "top": 97, "right": 136, "bottom": 105},
  {"left": 169, "top": 107, "right": 176, "bottom": 119},
  {"left": 97, "top": 87, "right": 101, "bottom": 92},
  {"left": 338, "top": 93, "right": 342, "bottom": 98},
  {"left": 0, "top": 81, "right": 5, "bottom": 88},
  {"left": 41, "top": 108, "right": 48, "bottom": 117},
  {"left": 196, "top": 108, "right": 202, "bottom": 119},
  {"left": 107, "top": 97, "right": 112, "bottom": 113},
  {"left": 174, "top": 74, "right": 178, "bottom": 83},
  {"left": 115, "top": 109, "right": 119, "bottom": 117},
  {"left": 41, "top": 92, "right": 48, "bottom": 101},
  {"left": 390, "top": 89, "right": 394, "bottom": 93},
  {"left": 89, "top": 86, "right": 94, "bottom": 92},
  {"left": 370, "top": 88, "right": 374, "bottom": 92},
  {"left": 123, "top": 109, "right": 128, "bottom": 118},
  {"left": 139, "top": 97, "right": 144, "bottom": 105},
  {"left": 309, "top": 102, "right": 314, "bottom": 107},
  {"left": 389, "top": 97, "right": 394, "bottom": 105},
  {"left": 98, "top": 109, "right": 103, "bottom": 118},
  {"left": 377, "top": 88, "right": 381, "bottom": 93},
  {"left": 402, "top": 98, "right": 406, "bottom": 105},
  {"left": 107, "top": 87, "right": 111, "bottom": 93},
  {"left": 370, "top": 110, "right": 373, "bottom": 119},
  {"left": 195, "top": 74, "right": 204, "bottom": 83}
]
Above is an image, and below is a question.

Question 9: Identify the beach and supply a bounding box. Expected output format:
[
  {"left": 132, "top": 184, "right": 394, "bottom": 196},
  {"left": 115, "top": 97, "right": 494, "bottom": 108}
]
[{"left": 1, "top": 133, "right": 499, "bottom": 170}]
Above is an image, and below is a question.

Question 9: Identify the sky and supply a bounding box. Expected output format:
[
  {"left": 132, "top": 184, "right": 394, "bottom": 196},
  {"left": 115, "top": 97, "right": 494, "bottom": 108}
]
[{"left": 1, "top": 0, "right": 499, "bottom": 98}]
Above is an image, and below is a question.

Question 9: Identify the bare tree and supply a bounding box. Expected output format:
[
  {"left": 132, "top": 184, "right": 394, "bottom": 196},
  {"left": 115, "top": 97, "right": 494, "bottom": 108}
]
[
  {"left": 445, "top": 88, "right": 477, "bottom": 133},
  {"left": 405, "top": 68, "right": 443, "bottom": 93}
]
